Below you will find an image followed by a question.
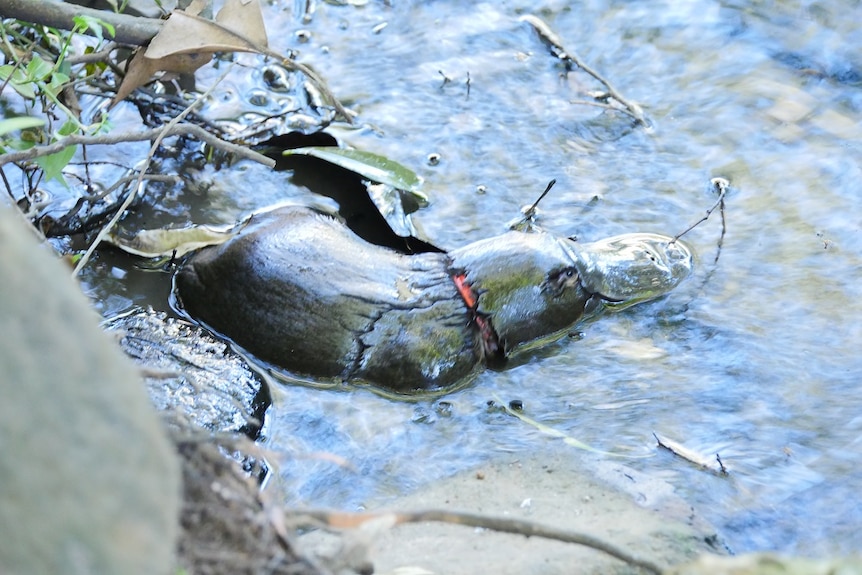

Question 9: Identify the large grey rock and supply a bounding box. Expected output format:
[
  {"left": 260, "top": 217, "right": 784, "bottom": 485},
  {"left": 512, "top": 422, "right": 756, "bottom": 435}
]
[{"left": 0, "top": 205, "right": 180, "bottom": 575}]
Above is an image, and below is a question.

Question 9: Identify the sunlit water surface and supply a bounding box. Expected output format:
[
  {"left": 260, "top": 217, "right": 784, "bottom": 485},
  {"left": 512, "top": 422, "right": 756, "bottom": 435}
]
[{"left": 51, "top": 0, "right": 862, "bottom": 556}]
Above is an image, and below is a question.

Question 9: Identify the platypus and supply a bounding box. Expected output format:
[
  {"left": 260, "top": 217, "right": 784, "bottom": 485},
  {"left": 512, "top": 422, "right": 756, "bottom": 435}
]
[{"left": 174, "top": 205, "right": 692, "bottom": 392}]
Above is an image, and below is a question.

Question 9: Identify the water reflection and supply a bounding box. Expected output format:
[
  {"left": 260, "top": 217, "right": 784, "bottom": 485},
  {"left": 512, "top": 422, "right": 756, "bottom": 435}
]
[
  {"left": 249, "top": 0, "right": 862, "bottom": 556},
  {"left": 39, "top": 0, "right": 860, "bottom": 559}
]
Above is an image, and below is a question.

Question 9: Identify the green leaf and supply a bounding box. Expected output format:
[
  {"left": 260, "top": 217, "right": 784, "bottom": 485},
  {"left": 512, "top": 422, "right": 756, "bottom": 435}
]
[
  {"left": 45, "top": 72, "right": 70, "bottom": 99},
  {"left": 283, "top": 146, "right": 424, "bottom": 194},
  {"left": 83, "top": 46, "right": 108, "bottom": 76},
  {"left": 0, "top": 117, "right": 45, "bottom": 137},
  {"left": 0, "top": 65, "right": 36, "bottom": 99},
  {"left": 57, "top": 119, "right": 79, "bottom": 137},
  {"left": 58, "top": 58, "right": 72, "bottom": 78},
  {"left": 25, "top": 55, "right": 53, "bottom": 82},
  {"left": 73, "top": 15, "right": 116, "bottom": 42},
  {"left": 35, "top": 145, "right": 76, "bottom": 183}
]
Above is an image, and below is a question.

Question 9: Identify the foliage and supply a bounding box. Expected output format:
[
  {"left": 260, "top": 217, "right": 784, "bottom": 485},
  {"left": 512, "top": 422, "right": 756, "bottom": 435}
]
[
  {"left": 0, "top": 115, "right": 44, "bottom": 136},
  {"left": 0, "top": 16, "right": 115, "bottom": 184},
  {"left": 0, "top": 0, "right": 341, "bottom": 200}
]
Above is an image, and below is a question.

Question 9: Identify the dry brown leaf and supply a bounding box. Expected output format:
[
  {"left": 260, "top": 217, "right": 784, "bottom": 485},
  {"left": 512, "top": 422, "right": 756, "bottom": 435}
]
[
  {"left": 112, "top": 0, "right": 268, "bottom": 105},
  {"left": 182, "top": 0, "right": 209, "bottom": 17},
  {"left": 145, "top": 2, "right": 267, "bottom": 60},
  {"left": 215, "top": 0, "right": 267, "bottom": 47},
  {"left": 113, "top": 49, "right": 210, "bottom": 105}
]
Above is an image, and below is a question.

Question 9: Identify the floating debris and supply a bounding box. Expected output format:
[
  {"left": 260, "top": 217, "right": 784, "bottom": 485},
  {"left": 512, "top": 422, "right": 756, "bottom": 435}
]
[{"left": 654, "top": 432, "right": 729, "bottom": 476}]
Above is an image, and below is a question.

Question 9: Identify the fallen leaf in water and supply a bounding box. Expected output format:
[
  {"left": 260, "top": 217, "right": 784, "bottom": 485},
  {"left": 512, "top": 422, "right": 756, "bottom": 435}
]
[
  {"left": 282, "top": 146, "right": 425, "bottom": 195},
  {"left": 107, "top": 224, "right": 238, "bottom": 258},
  {"left": 366, "top": 182, "right": 419, "bottom": 238},
  {"left": 283, "top": 146, "right": 428, "bottom": 238}
]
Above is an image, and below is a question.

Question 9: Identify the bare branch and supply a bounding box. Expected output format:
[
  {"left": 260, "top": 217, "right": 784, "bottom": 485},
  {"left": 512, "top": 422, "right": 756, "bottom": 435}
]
[
  {"left": 287, "top": 508, "right": 665, "bottom": 574},
  {"left": 66, "top": 42, "right": 119, "bottom": 65},
  {"left": 669, "top": 177, "right": 729, "bottom": 248},
  {"left": 0, "top": 124, "right": 275, "bottom": 169},
  {"left": 0, "top": 0, "right": 163, "bottom": 46},
  {"left": 521, "top": 14, "right": 649, "bottom": 127},
  {"left": 1, "top": 0, "right": 351, "bottom": 122}
]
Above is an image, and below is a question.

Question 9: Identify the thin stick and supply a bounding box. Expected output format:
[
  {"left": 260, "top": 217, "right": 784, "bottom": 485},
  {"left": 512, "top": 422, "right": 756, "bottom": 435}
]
[
  {"left": 523, "top": 178, "right": 556, "bottom": 219},
  {"left": 0, "top": 124, "right": 275, "bottom": 169},
  {"left": 65, "top": 42, "right": 118, "bottom": 65},
  {"left": 668, "top": 177, "right": 728, "bottom": 248},
  {"left": 520, "top": 14, "right": 648, "bottom": 127},
  {"left": 568, "top": 98, "right": 644, "bottom": 122},
  {"left": 511, "top": 179, "right": 558, "bottom": 231},
  {"left": 654, "top": 432, "right": 729, "bottom": 476},
  {"left": 714, "top": 179, "right": 727, "bottom": 264},
  {"left": 286, "top": 508, "right": 665, "bottom": 575},
  {"left": 160, "top": 12, "right": 352, "bottom": 124},
  {"left": 72, "top": 69, "right": 231, "bottom": 276}
]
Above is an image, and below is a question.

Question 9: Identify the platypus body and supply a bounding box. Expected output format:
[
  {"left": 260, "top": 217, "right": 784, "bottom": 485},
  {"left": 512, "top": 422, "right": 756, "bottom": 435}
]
[{"left": 174, "top": 205, "right": 692, "bottom": 392}]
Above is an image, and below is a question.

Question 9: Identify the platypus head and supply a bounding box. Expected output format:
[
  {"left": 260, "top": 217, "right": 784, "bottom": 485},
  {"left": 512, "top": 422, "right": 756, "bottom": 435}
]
[{"left": 563, "top": 234, "right": 693, "bottom": 310}]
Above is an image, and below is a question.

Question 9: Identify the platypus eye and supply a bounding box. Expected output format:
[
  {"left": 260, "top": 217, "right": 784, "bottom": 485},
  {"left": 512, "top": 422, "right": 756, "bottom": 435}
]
[{"left": 545, "top": 267, "right": 580, "bottom": 296}]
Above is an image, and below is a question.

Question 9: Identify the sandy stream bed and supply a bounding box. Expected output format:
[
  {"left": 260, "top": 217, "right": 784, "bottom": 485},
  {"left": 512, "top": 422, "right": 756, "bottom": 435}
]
[{"left": 296, "top": 449, "right": 722, "bottom": 574}]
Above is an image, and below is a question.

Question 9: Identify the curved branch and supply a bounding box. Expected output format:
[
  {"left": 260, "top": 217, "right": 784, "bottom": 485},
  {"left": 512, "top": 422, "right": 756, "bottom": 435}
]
[{"left": 287, "top": 508, "right": 665, "bottom": 574}]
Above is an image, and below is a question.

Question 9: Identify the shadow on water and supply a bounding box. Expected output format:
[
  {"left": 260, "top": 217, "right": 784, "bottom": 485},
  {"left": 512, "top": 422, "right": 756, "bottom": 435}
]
[{"left": 32, "top": 0, "right": 862, "bottom": 558}]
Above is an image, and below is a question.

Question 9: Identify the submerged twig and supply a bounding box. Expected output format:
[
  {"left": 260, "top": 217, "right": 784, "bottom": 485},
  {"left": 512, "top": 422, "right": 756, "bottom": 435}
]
[
  {"left": 654, "top": 432, "right": 729, "bottom": 476},
  {"left": 498, "top": 397, "right": 652, "bottom": 459},
  {"left": 287, "top": 508, "right": 665, "bottom": 574},
  {"left": 669, "top": 177, "right": 728, "bottom": 264},
  {"left": 520, "top": 14, "right": 649, "bottom": 127}
]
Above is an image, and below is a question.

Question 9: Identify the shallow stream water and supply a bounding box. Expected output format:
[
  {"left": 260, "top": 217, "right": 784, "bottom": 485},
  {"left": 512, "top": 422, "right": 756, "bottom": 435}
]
[{"left": 22, "top": 0, "right": 862, "bottom": 557}]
